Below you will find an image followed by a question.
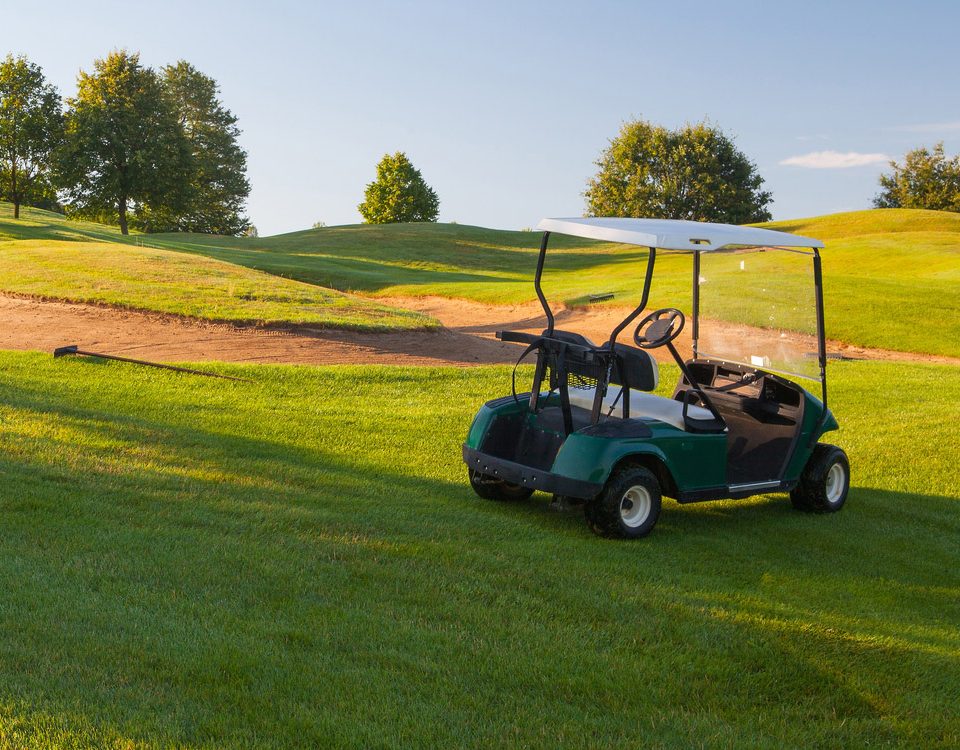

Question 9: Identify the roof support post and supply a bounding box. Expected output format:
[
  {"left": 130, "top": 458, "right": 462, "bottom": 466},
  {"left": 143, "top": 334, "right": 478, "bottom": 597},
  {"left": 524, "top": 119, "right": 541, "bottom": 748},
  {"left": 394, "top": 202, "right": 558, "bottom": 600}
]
[
  {"left": 534, "top": 231, "right": 554, "bottom": 335},
  {"left": 607, "top": 247, "right": 657, "bottom": 348},
  {"left": 692, "top": 250, "right": 701, "bottom": 359},
  {"left": 813, "top": 248, "right": 828, "bottom": 409}
]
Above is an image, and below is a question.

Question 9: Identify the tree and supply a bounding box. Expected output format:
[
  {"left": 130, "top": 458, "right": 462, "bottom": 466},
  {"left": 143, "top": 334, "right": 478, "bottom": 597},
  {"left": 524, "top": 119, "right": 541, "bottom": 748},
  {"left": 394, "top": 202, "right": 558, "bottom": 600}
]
[
  {"left": 58, "top": 50, "right": 187, "bottom": 235},
  {"left": 873, "top": 143, "right": 960, "bottom": 212},
  {"left": 358, "top": 152, "right": 439, "bottom": 223},
  {"left": 134, "top": 61, "right": 250, "bottom": 234},
  {"left": 584, "top": 119, "right": 772, "bottom": 223},
  {"left": 0, "top": 55, "right": 63, "bottom": 219}
]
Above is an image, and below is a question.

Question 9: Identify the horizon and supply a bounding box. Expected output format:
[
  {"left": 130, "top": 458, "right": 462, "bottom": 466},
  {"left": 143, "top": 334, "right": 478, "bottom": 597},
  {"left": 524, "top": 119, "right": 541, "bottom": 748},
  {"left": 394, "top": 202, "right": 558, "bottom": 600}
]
[{"left": 3, "top": 0, "right": 959, "bottom": 235}]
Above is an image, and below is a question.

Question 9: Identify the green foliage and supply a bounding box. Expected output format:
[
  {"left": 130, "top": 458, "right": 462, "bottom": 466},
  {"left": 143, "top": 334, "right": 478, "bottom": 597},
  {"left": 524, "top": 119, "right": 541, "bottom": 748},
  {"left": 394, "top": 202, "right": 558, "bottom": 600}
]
[
  {"left": 874, "top": 142, "right": 960, "bottom": 211},
  {"left": 585, "top": 119, "right": 772, "bottom": 223},
  {"left": 0, "top": 54, "right": 63, "bottom": 218},
  {"left": 133, "top": 61, "right": 250, "bottom": 235},
  {"left": 0, "top": 353, "right": 957, "bottom": 747},
  {"left": 358, "top": 151, "right": 439, "bottom": 223},
  {"left": 58, "top": 50, "right": 188, "bottom": 235}
]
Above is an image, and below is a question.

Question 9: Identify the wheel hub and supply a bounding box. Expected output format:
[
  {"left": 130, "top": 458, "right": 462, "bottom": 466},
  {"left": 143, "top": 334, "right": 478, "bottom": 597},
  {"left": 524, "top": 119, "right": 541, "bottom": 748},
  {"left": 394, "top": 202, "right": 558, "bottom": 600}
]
[
  {"left": 825, "top": 463, "right": 846, "bottom": 504},
  {"left": 620, "top": 485, "right": 652, "bottom": 528}
]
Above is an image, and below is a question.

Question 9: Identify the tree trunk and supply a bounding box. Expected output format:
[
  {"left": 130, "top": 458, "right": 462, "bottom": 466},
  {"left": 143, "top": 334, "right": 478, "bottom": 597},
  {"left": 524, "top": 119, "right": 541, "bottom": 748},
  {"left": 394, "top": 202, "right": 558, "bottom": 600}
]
[
  {"left": 118, "top": 198, "right": 129, "bottom": 235},
  {"left": 11, "top": 158, "right": 19, "bottom": 219}
]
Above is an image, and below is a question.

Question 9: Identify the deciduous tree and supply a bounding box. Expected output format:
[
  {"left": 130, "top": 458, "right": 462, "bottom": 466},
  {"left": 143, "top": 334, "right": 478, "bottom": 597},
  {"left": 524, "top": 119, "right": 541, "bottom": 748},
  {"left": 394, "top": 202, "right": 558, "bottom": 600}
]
[
  {"left": 873, "top": 143, "right": 960, "bottom": 212},
  {"left": 135, "top": 61, "right": 250, "bottom": 234},
  {"left": 585, "top": 119, "right": 772, "bottom": 223},
  {"left": 59, "top": 50, "right": 187, "bottom": 235},
  {"left": 0, "top": 55, "right": 62, "bottom": 219},
  {"left": 358, "top": 152, "right": 439, "bottom": 223}
]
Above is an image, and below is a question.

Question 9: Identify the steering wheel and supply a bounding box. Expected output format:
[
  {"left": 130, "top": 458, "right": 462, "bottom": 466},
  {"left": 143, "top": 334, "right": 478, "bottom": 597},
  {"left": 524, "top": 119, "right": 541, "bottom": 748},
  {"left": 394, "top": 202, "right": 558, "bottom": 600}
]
[{"left": 632, "top": 308, "right": 685, "bottom": 349}]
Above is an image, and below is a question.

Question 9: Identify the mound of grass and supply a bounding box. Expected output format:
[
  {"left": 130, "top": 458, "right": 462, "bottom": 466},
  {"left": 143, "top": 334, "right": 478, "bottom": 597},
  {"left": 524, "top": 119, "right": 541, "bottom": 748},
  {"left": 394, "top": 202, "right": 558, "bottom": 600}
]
[
  {"left": 146, "top": 211, "right": 959, "bottom": 357},
  {"left": 0, "top": 353, "right": 957, "bottom": 747},
  {"left": 0, "top": 203, "right": 130, "bottom": 244},
  {"left": 0, "top": 208, "right": 433, "bottom": 331},
  {"left": 763, "top": 207, "right": 960, "bottom": 239},
  {"left": 3, "top": 203, "right": 959, "bottom": 355}
]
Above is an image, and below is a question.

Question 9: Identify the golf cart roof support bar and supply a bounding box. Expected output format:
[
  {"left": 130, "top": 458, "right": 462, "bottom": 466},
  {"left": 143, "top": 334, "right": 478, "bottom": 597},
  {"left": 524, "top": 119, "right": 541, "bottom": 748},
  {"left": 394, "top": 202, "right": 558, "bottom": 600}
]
[
  {"left": 813, "top": 248, "right": 828, "bottom": 409},
  {"left": 606, "top": 247, "right": 657, "bottom": 347},
  {"left": 692, "top": 250, "right": 701, "bottom": 359},
  {"left": 534, "top": 231, "right": 555, "bottom": 335}
]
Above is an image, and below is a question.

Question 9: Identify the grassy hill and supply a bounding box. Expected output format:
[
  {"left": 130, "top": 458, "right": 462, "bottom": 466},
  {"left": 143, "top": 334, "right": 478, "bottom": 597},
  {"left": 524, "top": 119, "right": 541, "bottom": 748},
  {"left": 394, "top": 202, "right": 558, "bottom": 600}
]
[
  {"left": 0, "top": 205, "right": 434, "bottom": 331},
  {"left": 0, "top": 351, "right": 957, "bottom": 747},
  {"left": 2, "top": 204, "right": 958, "bottom": 355},
  {"left": 147, "top": 209, "right": 959, "bottom": 356}
]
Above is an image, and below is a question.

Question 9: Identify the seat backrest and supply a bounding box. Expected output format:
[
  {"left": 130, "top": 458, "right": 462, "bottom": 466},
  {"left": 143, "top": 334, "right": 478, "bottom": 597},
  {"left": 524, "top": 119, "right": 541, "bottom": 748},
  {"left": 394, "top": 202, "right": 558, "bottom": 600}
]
[
  {"left": 609, "top": 343, "right": 659, "bottom": 392},
  {"left": 538, "top": 331, "right": 658, "bottom": 394}
]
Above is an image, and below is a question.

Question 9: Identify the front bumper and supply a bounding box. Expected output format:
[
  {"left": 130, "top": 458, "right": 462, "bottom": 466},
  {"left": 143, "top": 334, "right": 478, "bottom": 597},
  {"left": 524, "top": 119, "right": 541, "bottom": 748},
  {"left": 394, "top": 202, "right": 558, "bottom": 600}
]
[{"left": 462, "top": 445, "right": 603, "bottom": 500}]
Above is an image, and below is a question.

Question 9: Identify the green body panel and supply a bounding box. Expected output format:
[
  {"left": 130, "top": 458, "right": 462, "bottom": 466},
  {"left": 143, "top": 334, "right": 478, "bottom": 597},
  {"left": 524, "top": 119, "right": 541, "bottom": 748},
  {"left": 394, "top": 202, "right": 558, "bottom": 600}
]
[
  {"left": 551, "top": 423, "right": 727, "bottom": 491},
  {"left": 782, "top": 390, "right": 839, "bottom": 482},
  {"left": 466, "top": 394, "right": 727, "bottom": 493},
  {"left": 468, "top": 380, "right": 837, "bottom": 495},
  {"left": 464, "top": 397, "right": 525, "bottom": 450}
]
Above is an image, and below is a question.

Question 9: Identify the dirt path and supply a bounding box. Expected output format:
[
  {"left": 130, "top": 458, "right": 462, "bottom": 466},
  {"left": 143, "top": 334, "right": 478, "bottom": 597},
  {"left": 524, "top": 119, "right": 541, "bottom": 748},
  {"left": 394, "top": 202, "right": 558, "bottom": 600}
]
[{"left": 2, "top": 293, "right": 957, "bottom": 367}]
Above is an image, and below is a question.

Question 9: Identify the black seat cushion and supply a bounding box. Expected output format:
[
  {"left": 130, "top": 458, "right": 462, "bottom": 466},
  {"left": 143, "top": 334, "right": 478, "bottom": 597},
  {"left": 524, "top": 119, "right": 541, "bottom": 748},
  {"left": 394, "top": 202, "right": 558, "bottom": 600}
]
[
  {"left": 610, "top": 343, "right": 657, "bottom": 391},
  {"left": 546, "top": 329, "right": 598, "bottom": 349}
]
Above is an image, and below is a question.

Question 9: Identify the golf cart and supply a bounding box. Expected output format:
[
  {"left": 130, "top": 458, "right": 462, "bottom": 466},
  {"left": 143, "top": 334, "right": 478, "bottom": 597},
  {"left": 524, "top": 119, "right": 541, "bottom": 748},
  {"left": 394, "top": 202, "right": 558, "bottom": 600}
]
[{"left": 462, "top": 217, "right": 849, "bottom": 538}]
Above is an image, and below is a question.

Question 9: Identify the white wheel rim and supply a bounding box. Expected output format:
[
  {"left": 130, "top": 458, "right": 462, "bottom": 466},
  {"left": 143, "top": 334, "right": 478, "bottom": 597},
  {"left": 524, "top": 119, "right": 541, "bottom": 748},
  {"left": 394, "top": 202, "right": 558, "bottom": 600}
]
[
  {"left": 825, "top": 463, "right": 846, "bottom": 504},
  {"left": 620, "top": 485, "right": 652, "bottom": 528}
]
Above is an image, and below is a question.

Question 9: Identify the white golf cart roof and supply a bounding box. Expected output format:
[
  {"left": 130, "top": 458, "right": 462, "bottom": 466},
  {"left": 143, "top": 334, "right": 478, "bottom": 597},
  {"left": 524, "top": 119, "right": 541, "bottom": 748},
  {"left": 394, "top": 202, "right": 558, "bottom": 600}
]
[{"left": 536, "top": 217, "right": 824, "bottom": 252}]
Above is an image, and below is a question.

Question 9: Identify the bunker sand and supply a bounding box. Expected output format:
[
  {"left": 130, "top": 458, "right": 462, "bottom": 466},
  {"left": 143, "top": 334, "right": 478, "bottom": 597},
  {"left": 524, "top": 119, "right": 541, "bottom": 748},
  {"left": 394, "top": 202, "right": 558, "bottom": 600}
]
[{"left": 2, "top": 293, "right": 956, "bottom": 367}]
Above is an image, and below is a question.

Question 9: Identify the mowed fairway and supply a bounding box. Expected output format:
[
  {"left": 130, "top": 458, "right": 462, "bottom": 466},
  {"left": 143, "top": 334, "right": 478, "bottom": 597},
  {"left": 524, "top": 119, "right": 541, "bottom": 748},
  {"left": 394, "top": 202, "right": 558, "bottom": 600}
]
[{"left": 1, "top": 352, "right": 957, "bottom": 748}]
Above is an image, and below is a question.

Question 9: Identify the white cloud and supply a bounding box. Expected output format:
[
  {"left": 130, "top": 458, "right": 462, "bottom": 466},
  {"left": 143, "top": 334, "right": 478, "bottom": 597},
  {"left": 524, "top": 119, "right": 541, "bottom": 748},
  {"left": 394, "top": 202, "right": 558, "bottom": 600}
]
[
  {"left": 779, "top": 151, "right": 890, "bottom": 169},
  {"left": 891, "top": 121, "right": 960, "bottom": 133}
]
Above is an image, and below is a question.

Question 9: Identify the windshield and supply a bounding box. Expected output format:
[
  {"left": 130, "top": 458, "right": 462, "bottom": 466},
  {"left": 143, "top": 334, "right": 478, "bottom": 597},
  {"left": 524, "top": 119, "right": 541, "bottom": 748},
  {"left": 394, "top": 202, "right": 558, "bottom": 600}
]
[{"left": 695, "top": 246, "right": 822, "bottom": 381}]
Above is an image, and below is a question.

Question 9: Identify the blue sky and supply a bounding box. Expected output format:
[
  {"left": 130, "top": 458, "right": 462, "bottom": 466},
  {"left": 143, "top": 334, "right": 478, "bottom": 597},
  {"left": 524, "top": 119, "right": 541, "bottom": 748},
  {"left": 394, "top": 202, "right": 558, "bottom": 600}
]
[{"left": 4, "top": 0, "right": 958, "bottom": 235}]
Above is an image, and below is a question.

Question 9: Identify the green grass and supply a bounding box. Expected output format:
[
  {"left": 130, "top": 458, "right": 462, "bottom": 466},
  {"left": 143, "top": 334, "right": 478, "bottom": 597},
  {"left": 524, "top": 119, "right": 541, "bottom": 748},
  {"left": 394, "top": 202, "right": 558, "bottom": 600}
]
[
  {"left": 0, "top": 352, "right": 957, "bottom": 748},
  {"left": 142, "top": 210, "right": 960, "bottom": 357},
  {"left": 3, "top": 204, "right": 959, "bottom": 354},
  {"left": 0, "top": 205, "right": 433, "bottom": 331}
]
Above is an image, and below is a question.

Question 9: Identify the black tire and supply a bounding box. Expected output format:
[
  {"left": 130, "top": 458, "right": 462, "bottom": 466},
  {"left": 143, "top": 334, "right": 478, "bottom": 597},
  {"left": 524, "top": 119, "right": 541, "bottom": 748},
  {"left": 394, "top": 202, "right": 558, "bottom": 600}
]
[
  {"left": 790, "top": 444, "right": 850, "bottom": 513},
  {"left": 584, "top": 467, "right": 662, "bottom": 539},
  {"left": 468, "top": 469, "right": 534, "bottom": 502}
]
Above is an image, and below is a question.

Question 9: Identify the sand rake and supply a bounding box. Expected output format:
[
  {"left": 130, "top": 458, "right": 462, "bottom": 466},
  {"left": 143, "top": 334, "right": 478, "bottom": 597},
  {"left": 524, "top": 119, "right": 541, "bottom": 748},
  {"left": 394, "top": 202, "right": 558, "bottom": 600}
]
[{"left": 53, "top": 345, "right": 251, "bottom": 383}]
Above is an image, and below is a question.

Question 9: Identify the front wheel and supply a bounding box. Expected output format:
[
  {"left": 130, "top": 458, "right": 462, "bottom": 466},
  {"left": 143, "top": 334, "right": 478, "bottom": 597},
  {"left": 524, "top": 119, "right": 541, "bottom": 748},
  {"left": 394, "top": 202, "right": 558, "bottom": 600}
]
[
  {"left": 468, "top": 469, "right": 534, "bottom": 502},
  {"left": 585, "top": 467, "right": 662, "bottom": 539},
  {"left": 791, "top": 444, "right": 850, "bottom": 513}
]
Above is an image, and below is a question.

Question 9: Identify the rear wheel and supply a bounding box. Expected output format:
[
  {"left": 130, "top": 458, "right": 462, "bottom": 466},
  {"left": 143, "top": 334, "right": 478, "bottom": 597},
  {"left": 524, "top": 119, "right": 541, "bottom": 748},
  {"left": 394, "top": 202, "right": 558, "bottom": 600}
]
[
  {"left": 468, "top": 469, "right": 534, "bottom": 502},
  {"left": 585, "top": 467, "right": 662, "bottom": 539},
  {"left": 791, "top": 444, "right": 849, "bottom": 513}
]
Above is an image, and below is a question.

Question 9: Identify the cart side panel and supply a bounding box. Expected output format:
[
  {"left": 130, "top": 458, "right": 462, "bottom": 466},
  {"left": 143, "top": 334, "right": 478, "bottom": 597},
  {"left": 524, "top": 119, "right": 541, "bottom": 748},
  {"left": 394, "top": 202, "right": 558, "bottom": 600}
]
[
  {"left": 550, "top": 423, "right": 727, "bottom": 493},
  {"left": 464, "top": 394, "right": 529, "bottom": 450},
  {"left": 782, "top": 392, "right": 839, "bottom": 482}
]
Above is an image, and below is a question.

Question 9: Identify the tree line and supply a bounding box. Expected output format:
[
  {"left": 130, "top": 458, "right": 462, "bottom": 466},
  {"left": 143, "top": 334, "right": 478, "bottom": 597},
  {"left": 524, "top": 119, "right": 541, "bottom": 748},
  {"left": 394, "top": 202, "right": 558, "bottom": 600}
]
[
  {"left": 361, "top": 122, "right": 960, "bottom": 227},
  {"left": 0, "top": 51, "right": 249, "bottom": 235},
  {"left": 3, "top": 49, "right": 957, "bottom": 235},
  {"left": 584, "top": 119, "right": 960, "bottom": 222}
]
